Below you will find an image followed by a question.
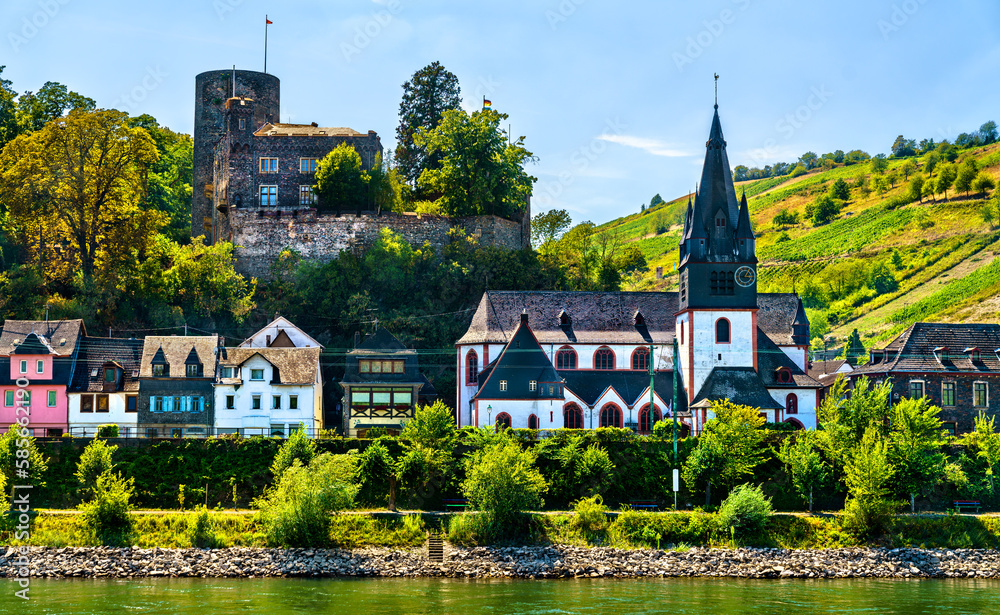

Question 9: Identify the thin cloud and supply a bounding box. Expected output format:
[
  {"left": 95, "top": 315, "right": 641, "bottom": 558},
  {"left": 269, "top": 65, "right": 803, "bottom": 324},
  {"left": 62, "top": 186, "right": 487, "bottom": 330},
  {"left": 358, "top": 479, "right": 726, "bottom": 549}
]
[{"left": 597, "top": 134, "right": 692, "bottom": 157}]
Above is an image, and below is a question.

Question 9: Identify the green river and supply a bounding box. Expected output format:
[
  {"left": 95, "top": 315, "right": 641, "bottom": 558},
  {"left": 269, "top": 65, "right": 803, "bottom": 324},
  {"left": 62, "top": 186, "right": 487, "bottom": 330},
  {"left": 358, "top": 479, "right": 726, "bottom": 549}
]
[{"left": 2, "top": 578, "right": 1000, "bottom": 614}]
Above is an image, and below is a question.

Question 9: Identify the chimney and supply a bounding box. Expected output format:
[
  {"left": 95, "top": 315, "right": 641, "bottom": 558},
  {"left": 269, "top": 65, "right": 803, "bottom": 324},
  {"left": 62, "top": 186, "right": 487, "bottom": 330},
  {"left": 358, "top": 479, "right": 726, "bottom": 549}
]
[
  {"left": 656, "top": 266, "right": 663, "bottom": 280},
  {"left": 354, "top": 331, "right": 361, "bottom": 348},
  {"left": 520, "top": 311, "right": 529, "bottom": 326},
  {"left": 266, "top": 335, "right": 272, "bottom": 347},
  {"left": 310, "top": 122, "right": 318, "bottom": 127}
]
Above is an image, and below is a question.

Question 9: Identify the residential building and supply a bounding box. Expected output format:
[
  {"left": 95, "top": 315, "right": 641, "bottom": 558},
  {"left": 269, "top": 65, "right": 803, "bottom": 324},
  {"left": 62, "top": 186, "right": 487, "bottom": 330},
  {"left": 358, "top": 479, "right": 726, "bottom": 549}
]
[
  {"left": 215, "top": 347, "right": 323, "bottom": 437},
  {"left": 137, "top": 336, "right": 219, "bottom": 438},
  {"left": 459, "top": 103, "right": 822, "bottom": 433},
  {"left": 236, "top": 315, "right": 323, "bottom": 349},
  {"left": 67, "top": 337, "right": 145, "bottom": 437},
  {"left": 0, "top": 320, "right": 85, "bottom": 436},
  {"left": 340, "top": 328, "right": 435, "bottom": 437},
  {"left": 851, "top": 322, "right": 1000, "bottom": 434}
]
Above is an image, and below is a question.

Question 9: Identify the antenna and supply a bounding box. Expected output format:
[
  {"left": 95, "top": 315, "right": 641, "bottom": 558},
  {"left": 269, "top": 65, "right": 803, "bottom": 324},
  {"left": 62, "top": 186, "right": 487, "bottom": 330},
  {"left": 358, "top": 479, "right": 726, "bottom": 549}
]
[
  {"left": 714, "top": 73, "right": 719, "bottom": 108},
  {"left": 232, "top": 65, "right": 236, "bottom": 98}
]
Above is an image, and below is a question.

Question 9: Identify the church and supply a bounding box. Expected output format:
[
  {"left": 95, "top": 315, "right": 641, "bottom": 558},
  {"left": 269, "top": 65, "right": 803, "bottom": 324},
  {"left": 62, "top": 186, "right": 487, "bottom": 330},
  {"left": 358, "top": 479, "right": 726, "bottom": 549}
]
[{"left": 455, "top": 103, "right": 822, "bottom": 434}]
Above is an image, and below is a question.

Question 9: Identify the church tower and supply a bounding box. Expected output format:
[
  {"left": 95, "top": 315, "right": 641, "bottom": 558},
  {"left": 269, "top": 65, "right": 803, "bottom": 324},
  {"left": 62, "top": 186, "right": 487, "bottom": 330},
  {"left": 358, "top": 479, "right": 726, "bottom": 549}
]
[{"left": 676, "top": 102, "right": 760, "bottom": 406}]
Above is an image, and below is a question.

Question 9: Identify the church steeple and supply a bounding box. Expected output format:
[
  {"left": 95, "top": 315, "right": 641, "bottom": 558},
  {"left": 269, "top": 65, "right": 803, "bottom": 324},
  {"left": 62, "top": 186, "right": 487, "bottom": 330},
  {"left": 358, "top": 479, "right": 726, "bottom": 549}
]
[{"left": 677, "top": 101, "right": 757, "bottom": 311}]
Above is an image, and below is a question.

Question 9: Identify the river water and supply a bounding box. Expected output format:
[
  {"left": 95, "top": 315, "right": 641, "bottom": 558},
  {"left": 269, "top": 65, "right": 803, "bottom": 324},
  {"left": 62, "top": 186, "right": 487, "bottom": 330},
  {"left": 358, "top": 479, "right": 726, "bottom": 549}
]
[{"left": 3, "top": 577, "right": 999, "bottom": 614}]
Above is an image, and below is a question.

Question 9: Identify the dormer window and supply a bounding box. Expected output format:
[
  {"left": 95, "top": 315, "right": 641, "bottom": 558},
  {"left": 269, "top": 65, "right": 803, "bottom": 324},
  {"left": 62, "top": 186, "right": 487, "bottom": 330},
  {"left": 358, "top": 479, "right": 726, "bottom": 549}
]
[
  {"left": 152, "top": 364, "right": 166, "bottom": 377},
  {"left": 715, "top": 212, "right": 726, "bottom": 228},
  {"left": 104, "top": 368, "right": 117, "bottom": 383},
  {"left": 966, "top": 347, "right": 981, "bottom": 362},
  {"left": 634, "top": 310, "right": 645, "bottom": 326},
  {"left": 559, "top": 311, "right": 571, "bottom": 327},
  {"left": 186, "top": 364, "right": 200, "bottom": 378},
  {"left": 934, "top": 347, "right": 949, "bottom": 363},
  {"left": 776, "top": 367, "right": 793, "bottom": 384}
]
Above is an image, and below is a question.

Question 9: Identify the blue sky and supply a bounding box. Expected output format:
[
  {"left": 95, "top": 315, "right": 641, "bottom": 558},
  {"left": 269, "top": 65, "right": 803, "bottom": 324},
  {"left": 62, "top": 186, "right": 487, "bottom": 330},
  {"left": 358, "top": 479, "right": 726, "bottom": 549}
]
[{"left": 2, "top": 0, "right": 999, "bottom": 226}]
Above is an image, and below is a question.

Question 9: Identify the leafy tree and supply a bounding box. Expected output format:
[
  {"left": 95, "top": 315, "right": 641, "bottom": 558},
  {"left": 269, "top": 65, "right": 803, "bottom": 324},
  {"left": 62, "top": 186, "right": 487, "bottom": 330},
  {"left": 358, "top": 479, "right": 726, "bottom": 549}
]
[
  {"left": 682, "top": 436, "right": 727, "bottom": 506},
  {"left": 888, "top": 397, "right": 945, "bottom": 512},
  {"left": 0, "top": 425, "right": 48, "bottom": 504},
  {"left": 886, "top": 169, "right": 901, "bottom": 188},
  {"left": 395, "top": 62, "right": 462, "bottom": 187},
  {"left": 966, "top": 412, "right": 1000, "bottom": 498},
  {"left": 842, "top": 329, "right": 866, "bottom": 367},
  {"left": 366, "top": 152, "right": 405, "bottom": 215},
  {"left": 955, "top": 132, "right": 975, "bottom": 148},
  {"left": 867, "top": 262, "right": 898, "bottom": 294},
  {"left": 0, "top": 66, "right": 18, "bottom": 149},
  {"left": 830, "top": 178, "right": 851, "bottom": 201},
  {"left": 842, "top": 427, "right": 899, "bottom": 536},
  {"left": 799, "top": 151, "right": 818, "bottom": 169},
  {"left": 936, "top": 163, "right": 957, "bottom": 199},
  {"left": 923, "top": 151, "right": 940, "bottom": 176},
  {"left": 701, "top": 400, "right": 768, "bottom": 491},
  {"left": 76, "top": 439, "right": 118, "bottom": 499},
  {"left": 254, "top": 453, "right": 358, "bottom": 547},
  {"left": 973, "top": 172, "right": 996, "bottom": 196},
  {"left": 980, "top": 120, "right": 998, "bottom": 145},
  {"left": 716, "top": 483, "right": 773, "bottom": 539},
  {"left": 773, "top": 208, "right": 799, "bottom": 227},
  {"left": 733, "top": 165, "right": 749, "bottom": 182},
  {"left": 908, "top": 175, "right": 924, "bottom": 203},
  {"left": 650, "top": 193, "right": 664, "bottom": 207},
  {"left": 0, "top": 108, "right": 162, "bottom": 282},
  {"left": 900, "top": 160, "right": 917, "bottom": 179},
  {"left": 918, "top": 138, "right": 936, "bottom": 154},
  {"left": 870, "top": 153, "right": 889, "bottom": 175},
  {"left": 401, "top": 400, "right": 458, "bottom": 450},
  {"left": 872, "top": 174, "right": 888, "bottom": 195},
  {"left": 531, "top": 208, "right": 572, "bottom": 250},
  {"left": 461, "top": 435, "right": 547, "bottom": 527},
  {"left": 415, "top": 108, "right": 535, "bottom": 220},
  {"left": 891, "top": 135, "right": 917, "bottom": 157},
  {"left": 844, "top": 150, "right": 870, "bottom": 165},
  {"left": 955, "top": 158, "right": 979, "bottom": 196},
  {"left": 15, "top": 81, "right": 95, "bottom": 134},
  {"left": 549, "top": 436, "right": 615, "bottom": 500},
  {"left": 776, "top": 431, "right": 828, "bottom": 512},
  {"left": 816, "top": 377, "right": 892, "bottom": 471},
  {"left": 270, "top": 426, "right": 317, "bottom": 478},
  {"left": 314, "top": 142, "right": 369, "bottom": 214},
  {"left": 79, "top": 471, "right": 136, "bottom": 546},
  {"left": 810, "top": 194, "right": 841, "bottom": 225},
  {"left": 129, "top": 114, "right": 193, "bottom": 243},
  {"left": 936, "top": 140, "right": 958, "bottom": 162},
  {"left": 355, "top": 439, "right": 394, "bottom": 507},
  {"left": 789, "top": 164, "right": 808, "bottom": 177}
]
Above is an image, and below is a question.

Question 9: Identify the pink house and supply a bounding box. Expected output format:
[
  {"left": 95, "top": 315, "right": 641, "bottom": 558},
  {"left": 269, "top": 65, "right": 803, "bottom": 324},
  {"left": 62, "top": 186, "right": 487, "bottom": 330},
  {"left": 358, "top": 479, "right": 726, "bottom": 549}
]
[{"left": 0, "top": 320, "right": 85, "bottom": 437}]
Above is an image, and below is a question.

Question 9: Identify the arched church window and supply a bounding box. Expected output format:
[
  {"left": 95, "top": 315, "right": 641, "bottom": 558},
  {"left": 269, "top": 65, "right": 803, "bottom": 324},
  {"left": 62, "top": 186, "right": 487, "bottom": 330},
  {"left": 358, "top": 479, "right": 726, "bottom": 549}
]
[{"left": 715, "top": 318, "right": 731, "bottom": 344}]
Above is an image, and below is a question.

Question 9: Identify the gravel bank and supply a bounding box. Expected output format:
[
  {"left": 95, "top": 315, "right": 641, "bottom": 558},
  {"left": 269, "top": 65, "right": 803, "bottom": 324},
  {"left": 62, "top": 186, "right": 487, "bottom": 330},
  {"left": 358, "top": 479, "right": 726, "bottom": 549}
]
[{"left": 5, "top": 545, "right": 1000, "bottom": 579}]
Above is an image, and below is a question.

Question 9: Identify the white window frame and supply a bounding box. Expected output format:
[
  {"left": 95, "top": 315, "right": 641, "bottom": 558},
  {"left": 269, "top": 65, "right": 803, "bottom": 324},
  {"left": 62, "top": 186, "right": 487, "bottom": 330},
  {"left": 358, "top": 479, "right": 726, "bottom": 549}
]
[
  {"left": 250, "top": 369, "right": 264, "bottom": 381},
  {"left": 499, "top": 380, "right": 507, "bottom": 392},
  {"left": 36, "top": 360, "right": 44, "bottom": 374},
  {"left": 252, "top": 394, "right": 262, "bottom": 410},
  {"left": 259, "top": 157, "right": 278, "bottom": 173},
  {"left": 47, "top": 390, "right": 56, "bottom": 407},
  {"left": 259, "top": 185, "right": 277, "bottom": 207},
  {"left": 909, "top": 380, "right": 925, "bottom": 399},
  {"left": 941, "top": 381, "right": 956, "bottom": 407}
]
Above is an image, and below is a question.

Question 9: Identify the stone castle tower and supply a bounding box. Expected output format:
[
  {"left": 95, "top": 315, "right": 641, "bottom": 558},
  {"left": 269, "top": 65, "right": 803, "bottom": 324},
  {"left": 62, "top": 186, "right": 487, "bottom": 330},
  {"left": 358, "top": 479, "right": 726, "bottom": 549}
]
[{"left": 192, "top": 69, "right": 280, "bottom": 240}]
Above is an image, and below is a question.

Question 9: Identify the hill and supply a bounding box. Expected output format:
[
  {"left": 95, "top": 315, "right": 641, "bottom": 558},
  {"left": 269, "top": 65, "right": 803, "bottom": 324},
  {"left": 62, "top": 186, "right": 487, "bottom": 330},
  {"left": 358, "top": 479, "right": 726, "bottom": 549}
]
[{"left": 597, "top": 142, "right": 1000, "bottom": 353}]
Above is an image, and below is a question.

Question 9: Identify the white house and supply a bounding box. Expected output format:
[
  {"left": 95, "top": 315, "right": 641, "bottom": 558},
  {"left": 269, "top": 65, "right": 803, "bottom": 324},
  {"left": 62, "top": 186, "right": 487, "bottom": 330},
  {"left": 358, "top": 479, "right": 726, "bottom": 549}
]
[
  {"left": 237, "top": 316, "right": 323, "bottom": 349},
  {"left": 214, "top": 347, "right": 323, "bottom": 437},
  {"left": 67, "top": 337, "right": 144, "bottom": 437}
]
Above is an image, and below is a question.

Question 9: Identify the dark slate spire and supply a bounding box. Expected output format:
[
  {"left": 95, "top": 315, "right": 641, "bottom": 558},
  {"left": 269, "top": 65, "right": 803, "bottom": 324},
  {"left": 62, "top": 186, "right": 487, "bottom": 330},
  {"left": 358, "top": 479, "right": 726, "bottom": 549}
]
[
  {"left": 792, "top": 297, "right": 810, "bottom": 346},
  {"left": 692, "top": 107, "right": 740, "bottom": 237},
  {"left": 735, "top": 190, "right": 754, "bottom": 240}
]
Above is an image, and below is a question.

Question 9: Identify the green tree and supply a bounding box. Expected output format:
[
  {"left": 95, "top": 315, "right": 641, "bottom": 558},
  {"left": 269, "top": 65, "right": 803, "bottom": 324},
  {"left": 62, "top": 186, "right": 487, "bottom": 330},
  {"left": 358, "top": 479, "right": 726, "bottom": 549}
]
[
  {"left": 810, "top": 194, "right": 841, "bottom": 225},
  {"left": 872, "top": 174, "right": 888, "bottom": 195},
  {"left": 908, "top": 174, "right": 924, "bottom": 203},
  {"left": 255, "top": 453, "right": 358, "bottom": 547},
  {"left": 415, "top": 108, "right": 535, "bottom": 220},
  {"left": 773, "top": 208, "right": 799, "bottom": 227},
  {"left": 716, "top": 483, "right": 774, "bottom": 539},
  {"left": 923, "top": 151, "right": 940, "bottom": 176},
  {"left": 888, "top": 397, "right": 945, "bottom": 512},
  {"left": 531, "top": 208, "right": 572, "bottom": 250},
  {"left": 870, "top": 153, "right": 889, "bottom": 175},
  {"left": 461, "top": 435, "right": 547, "bottom": 528},
  {"left": 980, "top": 120, "right": 998, "bottom": 145},
  {"left": 79, "top": 471, "right": 136, "bottom": 546},
  {"left": 776, "top": 431, "right": 828, "bottom": 512},
  {"left": 0, "top": 66, "right": 18, "bottom": 149},
  {"left": 830, "top": 178, "right": 850, "bottom": 201},
  {"left": 650, "top": 193, "right": 664, "bottom": 207},
  {"left": 270, "top": 426, "right": 317, "bottom": 478},
  {"left": 129, "top": 114, "right": 193, "bottom": 243},
  {"left": 886, "top": 169, "right": 900, "bottom": 188},
  {"left": 314, "top": 142, "right": 370, "bottom": 214},
  {"left": 75, "top": 439, "right": 118, "bottom": 499},
  {"left": 867, "top": 262, "right": 898, "bottom": 294},
  {"left": 966, "top": 412, "right": 1000, "bottom": 498},
  {"left": 401, "top": 400, "right": 458, "bottom": 450},
  {"left": 973, "top": 172, "right": 996, "bottom": 196},
  {"left": 901, "top": 159, "right": 917, "bottom": 178},
  {"left": 816, "top": 377, "right": 892, "bottom": 471},
  {"left": 0, "top": 108, "right": 162, "bottom": 282},
  {"left": 842, "top": 427, "right": 899, "bottom": 536},
  {"left": 955, "top": 159, "right": 979, "bottom": 197},
  {"left": 891, "top": 135, "right": 917, "bottom": 157},
  {"left": 15, "top": 81, "right": 95, "bottom": 134},
  {"left": 799, "top": 151, "right": 818, "bottom": 169},
  {"left": 687, "top": 400, "right": 768, "bottom": 503},
  {"left": 395, "top": 62, "right": 462, "bottom": 187},
  {"left": 0, "top": 425, "right": 48, "bottom": 504},
  {"left": 936, "top": 163, "right": 957, "bottom": 199},
  {"left": 682, "top": 436, "right": 727, "bottom": 506},
  {"left": 366, "top": 152, "right": 405, "bottom": 215},
  {"left": 842, "top": 329, "right": 865, "bottom": 367}
]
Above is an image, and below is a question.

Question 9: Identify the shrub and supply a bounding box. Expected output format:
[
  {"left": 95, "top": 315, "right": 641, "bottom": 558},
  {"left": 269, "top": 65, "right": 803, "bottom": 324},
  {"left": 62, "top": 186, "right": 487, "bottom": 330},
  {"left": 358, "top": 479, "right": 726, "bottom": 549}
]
[
  {"left": 255, "top": 453, "right": 358, "bottom": 547},
  {"left": 188, "top": 506, "right": 221, "bottom": 548},
  {"left": 776, "top": 231, "right": 791, "bottom": 243},
  {"left": 461, "top": 437, "right": 547, "bottom": 529},
  {"left": 716, "top": 484, "right": 773, "bottom": 540},
  {"left": 75, "top": 438, "right": 118, "bottom": 499},
  {"left": 571, "top": 495, "right": 609, "bottom": 532},
  {"left": 355, "top": 439, "right": 394, "bottom": 506},
  {"left": 96, "top": 424, "right": 119, "bottom": 438},
  {"left": 841, "top": 428, "right": 901, "bottom": 537},
  {"left": 79, "top": 472, "right": 137, "bottom": 546},
  {"left": 400, "top": 400, "right": 458, "bottom": 449},
  {"left": 830, "top": 178, "right": 850, "bottom": 200},
  {"left": 270, "top": 425, "right": 317, "bottom": 478}
]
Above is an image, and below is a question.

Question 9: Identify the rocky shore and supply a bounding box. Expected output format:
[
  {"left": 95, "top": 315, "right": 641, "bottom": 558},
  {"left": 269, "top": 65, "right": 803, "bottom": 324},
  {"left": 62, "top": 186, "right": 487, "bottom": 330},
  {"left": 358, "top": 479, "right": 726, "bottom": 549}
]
[{"left": 5, "top": 545, "right": 1000, "bottom": 579}]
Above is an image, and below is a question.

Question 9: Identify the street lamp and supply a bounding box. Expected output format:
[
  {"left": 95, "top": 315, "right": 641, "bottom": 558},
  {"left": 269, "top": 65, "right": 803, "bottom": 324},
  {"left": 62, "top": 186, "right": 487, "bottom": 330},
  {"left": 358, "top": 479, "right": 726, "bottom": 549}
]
[{"left": 487, "top": 405, "right": 492, "bottom": 428}]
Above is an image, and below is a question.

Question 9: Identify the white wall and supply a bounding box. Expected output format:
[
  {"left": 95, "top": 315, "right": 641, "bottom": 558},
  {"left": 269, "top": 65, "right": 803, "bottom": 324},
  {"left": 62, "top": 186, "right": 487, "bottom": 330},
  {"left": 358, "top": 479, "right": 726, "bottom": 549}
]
[
  {"left": 214, "top": 354, "right": 320, "bottom": 435},
  {"left": 685, "top": 310, "right": 756, "bottom": 400},
  {"left": 778, "top": 345, "right": 808, "bottom": 372},
  {"left": 68, "top": 392, "right": 138, "bottom": 436}
]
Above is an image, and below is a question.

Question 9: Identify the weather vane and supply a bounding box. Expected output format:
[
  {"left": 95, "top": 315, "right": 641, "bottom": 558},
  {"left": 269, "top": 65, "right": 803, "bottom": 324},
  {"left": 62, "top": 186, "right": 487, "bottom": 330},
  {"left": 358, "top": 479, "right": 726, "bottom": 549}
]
[{"left": 714, "top": 73, "right": 719, "bottom": 108}]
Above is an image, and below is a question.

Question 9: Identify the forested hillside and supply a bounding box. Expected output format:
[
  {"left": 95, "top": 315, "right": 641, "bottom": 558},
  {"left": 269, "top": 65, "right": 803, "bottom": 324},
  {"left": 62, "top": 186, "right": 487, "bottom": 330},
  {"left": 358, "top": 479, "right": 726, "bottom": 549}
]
[{"left": 595, "top": 127, "right": 1000, "bottom": 354}]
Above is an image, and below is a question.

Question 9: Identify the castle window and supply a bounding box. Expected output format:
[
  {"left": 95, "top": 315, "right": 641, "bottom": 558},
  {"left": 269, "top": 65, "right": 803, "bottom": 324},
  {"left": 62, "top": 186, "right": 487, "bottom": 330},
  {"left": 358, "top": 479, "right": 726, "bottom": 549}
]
[
  {"left": 299, "top": 185, "right": 316, "bottom": 205},
  {"left": 564, "top": 404, "right": 583, "bottom": 429},
  {"left": 594, "top": 347, "right": 615, "bottom": 370},
  {"left": 259, "top": 185, "right": 277, "bottom": 206},
  {"left": 556, "top": 346, "right": 577, "bottom": 370},
  {"left": 259, "top": 157, "right": 278, "bottom": 173},
  {"left": 632, "top": 347, "right": 650, "bottom": 371},
  {"left": 715, "top": 318, "right": 731, "bottom": 344},
  {"left": 300, "top": 158, "right": 318, "bottom": 174},
  {"left": 466, "top": 350, "right": 478, "bottom": 385},
  {"left": 495, "top": 412, "right": 512, "bottom": 431},
  {"left": 599, "top": 404, "right": 623, "bottom": 428},
  {"left": 239, "top": 118, "right": 245, "bottom": 131}
]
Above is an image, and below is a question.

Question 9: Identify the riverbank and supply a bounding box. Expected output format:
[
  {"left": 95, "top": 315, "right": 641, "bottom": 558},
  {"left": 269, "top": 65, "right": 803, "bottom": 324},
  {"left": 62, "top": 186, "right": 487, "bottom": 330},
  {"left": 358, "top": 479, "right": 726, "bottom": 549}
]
[{"left": 4, "top": 545, "right": 1000, "bottom": 579}]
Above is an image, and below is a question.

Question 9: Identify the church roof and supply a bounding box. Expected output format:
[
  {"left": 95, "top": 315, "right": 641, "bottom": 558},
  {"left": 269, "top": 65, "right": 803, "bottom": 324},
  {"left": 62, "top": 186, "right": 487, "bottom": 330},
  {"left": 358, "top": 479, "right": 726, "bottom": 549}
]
[
  {"left": 691, "top": 366, "right": 782, "bottom": 410},
  {"left": 756, "top": 329, "right": 822, "bottom": 388},
  {"left": 735, "top": 192, "right": 755, "bottom": 240},
  {"left": 559, "top": 370, "right": 675, "bottom": 408},
  {"left": 685, "top": 106, "right": 740, "bottom": 242},
  {"left": 474, "top": 314, "right": 563, "bottom": 401}
]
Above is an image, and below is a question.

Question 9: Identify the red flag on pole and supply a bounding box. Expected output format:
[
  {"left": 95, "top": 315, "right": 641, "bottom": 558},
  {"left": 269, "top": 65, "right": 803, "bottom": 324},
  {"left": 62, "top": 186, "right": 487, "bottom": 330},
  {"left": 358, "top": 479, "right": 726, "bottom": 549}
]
[{"left": 266, "top": 18, "right": 273, "bottom": 24}]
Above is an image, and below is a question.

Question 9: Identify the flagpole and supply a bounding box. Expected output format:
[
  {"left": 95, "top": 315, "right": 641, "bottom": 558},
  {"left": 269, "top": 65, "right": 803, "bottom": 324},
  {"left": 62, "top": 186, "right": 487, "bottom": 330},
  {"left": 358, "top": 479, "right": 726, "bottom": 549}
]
[{"left": 264, "top": 15, "right": 269, "bottom": 74}]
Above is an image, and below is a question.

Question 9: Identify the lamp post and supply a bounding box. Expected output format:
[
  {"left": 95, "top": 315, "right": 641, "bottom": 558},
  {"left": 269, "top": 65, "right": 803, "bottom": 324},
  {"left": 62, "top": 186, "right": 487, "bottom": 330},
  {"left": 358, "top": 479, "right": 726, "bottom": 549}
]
[{"left": 487, "top": 405, "right": 492, "bottom": 428}]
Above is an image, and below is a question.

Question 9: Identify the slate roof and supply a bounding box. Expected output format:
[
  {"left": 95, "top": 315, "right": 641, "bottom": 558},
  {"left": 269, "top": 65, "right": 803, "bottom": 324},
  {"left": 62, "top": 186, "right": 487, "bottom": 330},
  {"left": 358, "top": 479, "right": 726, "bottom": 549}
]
[
  {"left": 808, "top": 359, "right": 852, "bottom": 384},
  {"left": 70, "top": 337, "right": 145, "bottom": 393},
  {"left": 254, "top": 122, "right": 366, "bottom": 138},
  {"left": 218, "top": 347, "right": 321, "bottom": 385},
  {"left": 458, "top": 291, "right": 805, "bottom": 347},
  {"left": 352, "top": 328, "right": 412, "bottom": 354},
  {"left": 12, "top": 332, "right": 54, "bottom": 355},
  {"left": 139, "top": 336, "right": 219, "bottom": 378},
  {"left": 474, "top": 314, "right": 564, "bottom": 401},
  {"left": 691, "top": 367, "right": 783, "bottom": 410},
  {"left": 685, "top": 107, "right": 740, "bottom": 243},
  {"left": 756, "top": 329, "right": 821, "bottom": 388},
  {"left": 853, "top": 322, "right": 1000, "bottom": 374},
  {"left": 0, "top": 319, "right": 85, "bottom": 357},
  {"left": 559, "top": 370, "right": 675, "bottom": 408}
]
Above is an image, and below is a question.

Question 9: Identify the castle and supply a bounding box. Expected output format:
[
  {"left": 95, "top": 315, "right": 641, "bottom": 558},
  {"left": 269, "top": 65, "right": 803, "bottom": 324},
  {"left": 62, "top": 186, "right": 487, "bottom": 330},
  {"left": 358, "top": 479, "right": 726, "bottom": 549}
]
[{"left": 192, "top": 69, "right": 529, "bottom": 278}]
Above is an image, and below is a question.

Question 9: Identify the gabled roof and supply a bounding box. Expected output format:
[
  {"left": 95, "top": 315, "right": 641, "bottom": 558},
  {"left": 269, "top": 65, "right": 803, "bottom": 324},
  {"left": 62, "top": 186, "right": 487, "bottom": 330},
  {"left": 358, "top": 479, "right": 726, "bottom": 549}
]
[
  {"left": 238, "top": 316, "right": 323, "bottom": 349},
  {"left": 12, "top": 332, "right": 53, "bottom": 355},
  {"left": 756, "top": 329, "right": 821, "bottom": 388},
  {"left": 184, "top": 347, "right": 202, "bottom": 365},
  {"left": 458, "top": 291, "right": 805, "bottom": 347},
  {"left": 853, "top": 322, "right": 1000, "bottom": 374},
  {"left": 139, "top": 336, "right": 218, "bottom": 377},
  {"left": 218, "top": 347, "right": 322, "bottom": 385},
  {"left": 808, "top": 359, "right": 851, "bottom": 381},
  {"left": 691, "top": 366, "right": 782, "bottom": 410},
  {"left": 70, "top": 337, "right": 145, "bottom": 393},
  {"left": 352, "top": 328, "right": 413, "bottom": 355},
  {"left": 0, "top": 319, "right": 85, "bottom": 357},
  {"left": 474, "top": 314, "right": 563, "bottom": 401},
  {"left": 560, "top": 370, "right": 675, "bottom": 408}
]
